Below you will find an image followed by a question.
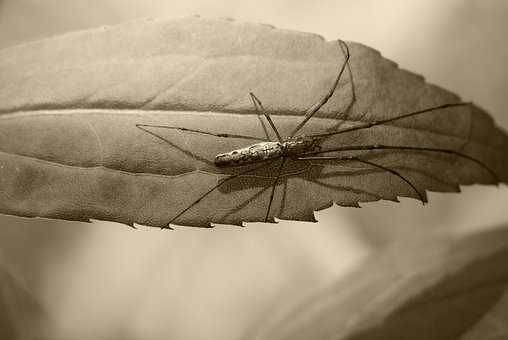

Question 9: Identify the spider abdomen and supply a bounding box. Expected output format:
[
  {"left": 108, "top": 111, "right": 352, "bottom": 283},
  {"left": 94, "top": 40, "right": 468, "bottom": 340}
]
[
  {"left": 214, "top": 136, "right": 319, "bottom": 167},
  {"left": 214, "top": 142, "right": 283, "bottom": 167}
]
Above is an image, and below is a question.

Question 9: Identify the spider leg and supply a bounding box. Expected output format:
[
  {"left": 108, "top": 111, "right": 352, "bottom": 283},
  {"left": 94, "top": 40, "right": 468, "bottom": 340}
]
[
  {"left": 296, "top": 155, "right": 426, "bottom": 204},
  {"left": 248, "top": 92, "right": 272, "bottom": 141},
  {"left": 309, "top": 102, "right": 470, "bottom": 139},
  {"left": 264, "top": 157, "right": 287, "bottom": 222},
  {"left": 249, "top": 92, "right": 283, "bottom": 142},
  {"left": 290, "top": 39, "right": 351, "bottom": 137},
  {"left": 302, "top": 144, "right": 499, "bottom": 183},
  {"left": 136, "top": 124, "right": 215, "bottom": 166},
  {"left": 166, "top": 160, "right": 275, "bottom": 228},
  {"left": 219, "top": 185, "right": 271, "bottom": 222},
  {"left": 136, "top": 124, "right": 268, "bottom": 142},
  {"left": 278, "top": 179, "right": 288, "bottom": 217}
]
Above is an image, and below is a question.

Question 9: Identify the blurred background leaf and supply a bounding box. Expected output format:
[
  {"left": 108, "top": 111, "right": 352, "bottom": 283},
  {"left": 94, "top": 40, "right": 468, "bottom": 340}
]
[
  {"left": 0, "top": 255, "right": 50, "bottom": 340},
  {"left": 248, "top": 226, "right": 508, "bottom": 340},
  {"left": 461, "top": 290, "right": 508, "bottom": 339}
]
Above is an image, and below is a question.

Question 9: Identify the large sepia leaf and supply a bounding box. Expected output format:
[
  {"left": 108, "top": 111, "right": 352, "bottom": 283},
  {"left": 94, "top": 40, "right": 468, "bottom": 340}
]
[
  {"left": 0, "top": 16, "right": 507, "bottom": 228},
  {"left": 247, "top": 226, "right": 508, "bottom": 340}
]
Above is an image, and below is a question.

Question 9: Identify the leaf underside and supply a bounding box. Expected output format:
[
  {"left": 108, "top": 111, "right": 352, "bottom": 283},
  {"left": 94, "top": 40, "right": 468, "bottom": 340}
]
[
  {"left": 247, "top": 226, "right": 508, "bottom": 340},
  {"left": 0, "top": 16, "right": 507, "bottom": 228}
]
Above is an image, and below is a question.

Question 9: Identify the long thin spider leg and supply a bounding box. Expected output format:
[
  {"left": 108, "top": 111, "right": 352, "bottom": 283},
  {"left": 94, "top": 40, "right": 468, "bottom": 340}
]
[
  {"left": 265, "top": 157, "right": 287, "bottom": 222},
  {"left": 278, "top": 179, "right": 288, "bottom": 217},
  {"left": 249, "top": 92, "right": 283, "bottom": 142},
  {"left": 256, "top": 112, "right": 271, "bottom": 141},
  {"left": 344, "top": 49, "right": 356, "bottom": 111},
  {"left": 296, "top": 155, "right": 426, "bottom": 204},
  {"left": 290, "top": 39, "right": 351, "bottom": 137},
  {"left": 302, "top": 144, "right": 499, "bottom": 182},
  {"left": 136, "top": 124, "right": 268, "bottom": 142},
  {"left": 166, "top": 160, "right": 275, "bottom": 228},
  {"left": 308, "top": 177, "right": 384, "bottom": 206},
  {"left": 323, "top": 47, "right": 357, "bottom": 135},
  {"left": 248, "top": 92, "right": 272, "bottom": 141},
  {"left": 309, "top": 102, "right": 470, "bottom": 139},
  {"left": 136, "top": 124, "right": 215, "bottom": 166},
  {"left": 220, "top": 185, "right": 271, "bottom": 222}
]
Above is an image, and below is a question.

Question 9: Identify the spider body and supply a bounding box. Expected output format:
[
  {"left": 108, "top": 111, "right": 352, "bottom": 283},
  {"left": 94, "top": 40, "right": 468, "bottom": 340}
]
[{"left": 214, "top": 136, "right": 319, "bottom": 167}]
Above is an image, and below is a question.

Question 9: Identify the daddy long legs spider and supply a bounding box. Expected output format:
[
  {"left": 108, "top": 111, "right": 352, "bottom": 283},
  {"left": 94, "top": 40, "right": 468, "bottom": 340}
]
[{"left": 136, "top": 40, "right": 498, "bottom": 228}]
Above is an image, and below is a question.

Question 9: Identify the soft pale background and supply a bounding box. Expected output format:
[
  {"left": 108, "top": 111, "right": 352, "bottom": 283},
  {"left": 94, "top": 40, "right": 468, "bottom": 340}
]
[{"left": 0, "top": 1, "right": 507, "bottom": 339}]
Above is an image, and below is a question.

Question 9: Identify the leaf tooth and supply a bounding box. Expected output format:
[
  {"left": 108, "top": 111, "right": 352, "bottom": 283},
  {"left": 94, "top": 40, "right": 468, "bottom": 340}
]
[
  {"left": 335, "top": 201, "right": 362, "bottom": 208},
  {"left": 315, "top": 201, "right": 335, "bottom": 212}
]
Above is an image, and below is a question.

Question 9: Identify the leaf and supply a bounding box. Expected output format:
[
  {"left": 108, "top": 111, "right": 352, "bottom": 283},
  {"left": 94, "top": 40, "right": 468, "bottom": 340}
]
[
  {"left": 246, "top": 226, "right": 508, "bottom": 340},
  {"left": 0, "top": 257, "right": 50, "bottom": 340},
  {"left": 0, "top": 16, "right": 507, "bottom": 228},
  {"left": 460, "top": 286, "right": 508, "bottom": 339}
]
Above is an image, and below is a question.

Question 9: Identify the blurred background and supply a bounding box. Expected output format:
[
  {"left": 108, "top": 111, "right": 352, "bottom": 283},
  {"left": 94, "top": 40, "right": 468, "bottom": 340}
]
[{"left": 0, "top": 1, "right": 507, "bottom": 339}]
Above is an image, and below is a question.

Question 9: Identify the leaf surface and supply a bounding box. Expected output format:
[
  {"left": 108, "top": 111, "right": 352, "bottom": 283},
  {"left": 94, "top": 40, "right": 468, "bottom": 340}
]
[
  {"left": 0, "top": 17, "right": 507, "bottom": 227},
  {"left": 247, "top": 226, "right": 508, "bottom": 340}
]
